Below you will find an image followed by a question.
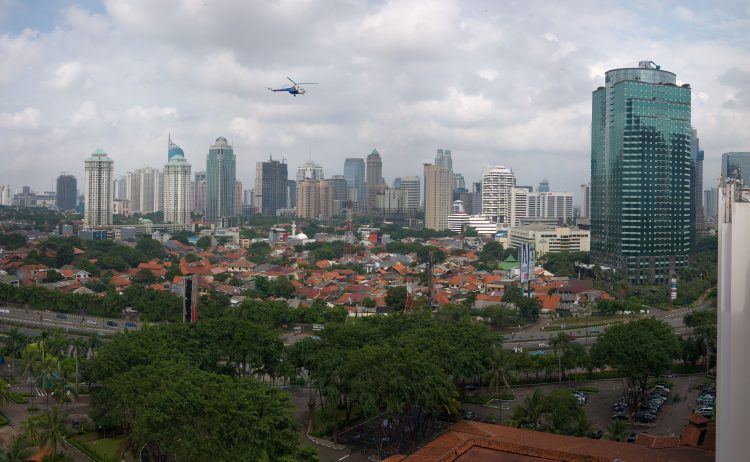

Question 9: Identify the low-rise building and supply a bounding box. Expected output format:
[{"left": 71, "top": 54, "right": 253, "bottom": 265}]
[{"left": 509, "top": 224, "right": 590, "bottom": 255}]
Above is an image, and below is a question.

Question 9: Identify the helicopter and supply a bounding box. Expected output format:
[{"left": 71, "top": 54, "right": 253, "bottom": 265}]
[{"left": 267, "top": 77, "right": 317, "bottom": 97}]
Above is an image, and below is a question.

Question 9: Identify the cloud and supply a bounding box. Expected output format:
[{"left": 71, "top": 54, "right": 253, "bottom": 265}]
[
  {"left": 0, "top": 107, "right": 40, "bottom": 129},
  {"left": 45, "top": 61, "right": 85, "bottom": 89},
  {"left": 0, "top": 0, "right": 748, "bottom": 200}
]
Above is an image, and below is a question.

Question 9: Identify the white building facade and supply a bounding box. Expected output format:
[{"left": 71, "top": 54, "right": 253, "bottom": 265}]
[
  {"left": 83, "top": 149, "right": 114, "bottom": 227},
  {"left": 510, "top": 188, "right": 574, "bottom": 227},
  {"left": 508, "top": 224, "right": 590, "bottom": 255},
  {"left": 481, "top": 165, "right": 516, "bottom": 225},
  {"left": 717, "top": 181, "right": 750, "bottom": 462},
  {"left": 163, "top": 154, "right": 192, "bottom": 225}
]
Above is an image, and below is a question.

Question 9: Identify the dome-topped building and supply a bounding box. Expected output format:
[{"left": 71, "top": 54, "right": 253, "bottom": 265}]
[{"left": 168, "top": 134, "right": 185, "bottom": 160}]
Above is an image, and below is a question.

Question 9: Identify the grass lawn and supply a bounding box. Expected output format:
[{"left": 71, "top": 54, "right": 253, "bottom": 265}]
[{"left": 73, "top": 433, "right": 130, "bottom": 462}]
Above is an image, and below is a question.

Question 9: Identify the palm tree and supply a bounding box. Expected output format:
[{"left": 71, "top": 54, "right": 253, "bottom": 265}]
[
  {"left": 0, "top": 379, "right": 11, "bottom": 410},
  {"left": 549, "top": 332, "right": 571, "bottom": 382},
  {"left": 485, "top": 346, "right": 515, "bottom": 398},
  {"left": 69, "top": 338, "right": 86, "bottom": 394},
  {"left": 5, "top": 328, "right": 28, "bottom": 380},
  {"left": 36, "top": 356, "right": 58, "bottom": 410},
  {"left": 38, "top": 406, "right": 66, "bottom": 458},
  {"left": 0, "top": 436, "right": 34, "bottom": 462},
  {"left": 21, "top": 418, "right": 40, "bottom": 445},
  {"left": 605, "top": 418, "right": 627, "bottom": 441},
  {"left": 511, "top": 389, "right": 545, "bottom": 429}
]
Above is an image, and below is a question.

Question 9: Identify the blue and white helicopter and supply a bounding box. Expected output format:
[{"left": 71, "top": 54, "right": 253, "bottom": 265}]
[{"left": 267, "top": 77, "right": 317, "bottom": 97}]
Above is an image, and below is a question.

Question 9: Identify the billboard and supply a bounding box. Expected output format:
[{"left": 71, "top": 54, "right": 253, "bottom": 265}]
[{"left": 519, "top": 244, "right": 536, "bottom": 284}]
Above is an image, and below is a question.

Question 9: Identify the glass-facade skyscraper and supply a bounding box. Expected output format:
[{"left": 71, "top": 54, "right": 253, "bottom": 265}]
[
  {"left": 722, "top": 152, "right": 750, "bottom": 187},
  {"left": 206, "top": 137, "right": 236, "bottom": 227},
  {"left": 254, "top": 157, "right": 287, "bottom": 216},
  {"left": 591, "top": 61, "right": 692, "bottom": 284},
  {"left": 56, "top": 174, "right": 77, "bottom": 211},
  {"left": 343, "top": 158, "right": 365, "bottom": 204}
]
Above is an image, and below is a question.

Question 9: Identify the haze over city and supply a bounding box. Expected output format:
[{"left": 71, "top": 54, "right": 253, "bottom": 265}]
[{"left": 1, "top": 0, "right": 749, "bottom": 198}]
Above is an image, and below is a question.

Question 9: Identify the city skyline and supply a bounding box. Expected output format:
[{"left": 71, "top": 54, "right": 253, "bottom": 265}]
[{"left": 1, "top": 1, "right": 748, "bottom": 199}]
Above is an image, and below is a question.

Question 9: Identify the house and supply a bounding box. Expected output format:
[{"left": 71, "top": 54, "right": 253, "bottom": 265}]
[{"left": 16, "top": 264, "right": 48, "bottom": 283}]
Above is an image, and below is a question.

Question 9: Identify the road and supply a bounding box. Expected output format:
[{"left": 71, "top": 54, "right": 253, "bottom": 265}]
[
  {"left": 502, "top": 298, "right": 713, "bottom": 352},
  {"left": 0, "top": 305, "right": 139, "bottom": 336}
]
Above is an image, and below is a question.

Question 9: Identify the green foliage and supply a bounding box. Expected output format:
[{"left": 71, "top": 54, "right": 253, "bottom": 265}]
[
  {"left": 385, "top": 286, "right": 407, "bottom": 310},
  {"left": 605, "top": 418, "right": 627, "bottom": 441},
  {"left": 135, "top": 238, "right": 167, "bottom": 260},
  {"left": 131, "top": 269, "right": 157, "bottom": 285},
  {"left": 511, "top": 389, "right": 588, "bottom": 436},
  {"left": 169, "top": 230, "right": 195, "bottom": 246},
  {"left": 378, "top": 223, "right": 457, "bottom": 240},
  {"left": 0, "top": 233, "right": 27, "bottom": 250},
  {"left": 591, "top": 318, "right": 681, "bottom": 414},
  {"left": 542, "top": 251, "right": 590, "bottom": 277},
  {"left": 195, "top": 236, "right": 211, "bottom": 250},
  {"left": 384, "top": 241, "right": 445, "bottom": 264},
  {"left": 269, "top": 277, "right": 296, "bottom": 299},
  {"left": 248, "top": 241, "right": 272, "bottom": 263},
  {"left": 478, "top": 240, "right": 512, "bottom": 265},
  {"left": 362, "top": 297, "right": 376, "bottom": 308}
]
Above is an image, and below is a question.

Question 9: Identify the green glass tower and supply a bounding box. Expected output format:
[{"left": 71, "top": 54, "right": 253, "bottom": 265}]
[
  {"left": 591, "top": 61, "right": 692, "bottom": 284},
  {"left": 206, "top": 137, "right": 237, "bottom": 228}
]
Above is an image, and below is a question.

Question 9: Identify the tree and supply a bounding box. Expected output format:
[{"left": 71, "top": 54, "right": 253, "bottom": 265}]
[
  {"left": 485, "top": 346, "right": 515, "bottom": 397},
  {"left": 0, "top": 379, "right": 11, "bottom": 410},
  {"left": 591, "top": 318, "right": 680, "bottom": 417},
  {"left": 362, "top": 297, "right": 376, "bottom": 308},
  {"left": 0, "top": 436, "right": 34, "bottom": 462},
  {"left": 196, "top": 236, "right": 211, "bottom": 250},
  {"left": 511, "top": 389, "right": 545, "bottom": 429},
  {"left": 605, "top": 418, "right": 627, "bottom": 441},
  {"left": 135, "top": 237, "right": 167, "bottom": 260},
  {"left": 385, "top": 286, "right": 407, "bottom": 311},
  {"left": 544, "top": 390, "right": 589, "bottom": 436},
  {"left": 132, "top": 269, "right": 157, "bottom": 285},
  {"left": 269, "top": 277, "right": 296, "bottom": 299},
  {"left": 38, "top": 407, "right": 66, "bottom": 458},
  {"left": 549, "top": 332, "right": 571, "bottom": 382}
]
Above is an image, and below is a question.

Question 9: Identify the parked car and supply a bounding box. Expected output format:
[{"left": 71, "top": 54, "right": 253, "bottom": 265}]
[
  {"left": 0, "top": 308, "right": 10, "bottom": 314},
  {"left": 56, "top": 313, "right": 68, "bottom": 319},
  {"left": 85, "top": 319, "right": 97, "bottom": 325},
  {"left": 627, "top": 433, "right": 637, "bottom": 443},
  {"left": 125, "top": 321, "right": 137, "bottom": 328},
  {"left": 591, "top": 430, "right": 603, "bottom": 439},
  {"left": 106, "top": 320, "right": 118, "bottom": 327}
]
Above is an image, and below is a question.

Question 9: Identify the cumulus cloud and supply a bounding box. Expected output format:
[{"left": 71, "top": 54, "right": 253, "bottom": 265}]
[
  {"left": 0, "top": 107, "right": 40, "bottom": 129},
  {"left": 0, "top": 0, "right": 748, "bottom": 199}
]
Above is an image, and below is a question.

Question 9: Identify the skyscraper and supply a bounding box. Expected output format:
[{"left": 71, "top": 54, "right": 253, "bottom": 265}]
[
  {"left": 234, "top": 180, "right": 243, "bottom": 217},
  {"left": 435, "top": 149, "right": 453, "bottom": 171},
  {"left": 206, "top": 137, "right": 237, "bottom": 227},
  {"left": 482, "top": 165, "right": 516, "bottom": 224},
  {"left": 254, "top": 157, "right": 287, "bottom": 216},
  {"left": 331, "top": 175, "right": 348, "bottom": 212},
  {"left": 510, "top": 189, "right": 574, "bottom": 227},
  {"left": 704, "top": 188, "right": 719, "bottom": 219},
  {"left": 297, "top": 159, "right": 324, "bottom": 183},
  {"left": 163, "top": 151, "right": 191, "bottom": 225},
  {"left": 538, "top": 179, "right": 550, "bottom": 193},
  {"left": 168, "top": 134, "right": 185, "bottom": 160},
  {"left": 424, "top": 164, "right": 452, "bottom": 230},
  {"left": 287, "top": 180, "right": 297, "bottom": 209},
  {"left": 394, "top": 176, "right": 420, "bottom": 212},
  {"left": 193, "top": 171, "right": 207, "bottom": 214},
  {"left": 591, "top": 61, "right": 692, "bottom": 283},
  {"left": 366, "top": 149, "right": 384, "bottom": 211},
  {"left": 722, "top": 152, "right": 750, "bottom": 186},
  {"left": 296, "top": 179, "right": 334, "bottom": 219},
  {"left": 83, "top": 149, "right": 114, "bottom": 227},
  {"left": 343, "top": 158, "right": 366, "bottom": 204},
  {"left": 126, "top": 167, "right": 163, "bottom": 213},
  {"left": 56, "top": 174, "right": 77, "bottom": 211},
  {"left": 691, "top": 129, "right": 705, "bottom": 235},
  {"left": 471, "top": 182, "right": 482, "bottom": 215},
  {"left": 580, "top": 183, "right": 591, "bottom": 219},
  {"left": 453, "top": 173, "right": 465, "bottom": 191}
]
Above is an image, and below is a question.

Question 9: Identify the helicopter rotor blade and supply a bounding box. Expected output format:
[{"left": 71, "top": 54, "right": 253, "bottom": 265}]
[
  {"left": 287, "top": 76, "right": 298, "bottom": 85},
  {"left": 296, "top": 82, "right": 317, "bottom": 85}
]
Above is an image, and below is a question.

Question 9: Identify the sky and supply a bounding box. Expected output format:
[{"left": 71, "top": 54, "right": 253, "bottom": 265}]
[{"left": 0, "top": 0, "right": 748, "bottom": 204}]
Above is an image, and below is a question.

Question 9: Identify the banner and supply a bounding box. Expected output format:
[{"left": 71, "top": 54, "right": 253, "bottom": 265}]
[{"left": 519, "top": 244, "right": 536, "bottom": 283}]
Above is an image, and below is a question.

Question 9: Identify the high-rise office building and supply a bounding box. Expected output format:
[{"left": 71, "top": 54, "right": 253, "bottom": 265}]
[
  {"left": 206, "top": 137, "right": 237, "bottom": 227},
  {"left": 343, "top": 158, "right": 366, "bottom": 204},
  {"left": 83, "top": 149, "right": 114, "bottom": 227},
  {"left": 163, "top": 152, "right": 191, "bottom": 225},
  {"left": 234, "top": 180, "right": 243, "bottom": 217},
  {"left": 287, "top": 180, "right": 296, "bottom": 209},
  {"left": 113, "top": 176, "right": 127, "bottom": 200},
  {"left": 296, "top": 179, "right": 334, "bottom": 219},
  {"left": 591, "top": 61, "right": 691, "bottom": 283},
  {"left": 691, "top": 129, "right": 705, "bottom": 235},
  {"left": 510, "top": 189, "right": 574, "bottom": 227},
  {"left": 538, "top": 179, "right": 550, "bottom": 193},
  {"left": 482, "top": 165, "right": 516, "bottom": 224},
  {"left": 580, "top": 183, "right": 591, "bottom": 219},
  {"left": 331, "top": 175, "right": 348, "bottom": 213},
  {"left": 424, "top": 164, "right": 452, "bottom": 230},
  {"left": 168, "top": 134, "right": 185, "bottom": 160},
  {"left": 435, "top": 149, "right": 452, "bottom": 171},
  {"left": 453, "top": 173, "right": 465, "bottom": 191},
  {"left": 126, "top": 167, "right": 163, "bottom": 213},
  {"left": 297, "top": 159, "right": 324, "bottom": 183},
  {"left": 394, "top": 176, "right": 420, "bottom": 212},
  {"left": 254, "top": 157, "right": 287, "bottom": 216},
  {"left": 375, "top": 187, "right": 405, "bottom": 214},
  {"left": 366, "top": 149, "right": 384, "bottom": 186},
  {"left": 471, "top": 182, "right": 482, "bottom": 215},
  {"left": 722, "top": 152, "right": 750, "bottom": 186},
  {"left": 193, "top": 171, "right": 207, "bottom": 214},
  {"left": 0, "top": 185, "right": 13, "bottom": 206},
  {"left": 717, "top": 180, "right": 750, "bottom": 462},
  {"left": 56, "top": 174, "right": 77, "bottom": 211},
  {"left": 704, "top": 188, "right": 719, "bottom": 219}
]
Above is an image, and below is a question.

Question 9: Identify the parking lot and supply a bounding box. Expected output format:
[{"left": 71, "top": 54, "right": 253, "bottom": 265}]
[{"left": 462, "top": 374, "right": 712, "bottom": 437}]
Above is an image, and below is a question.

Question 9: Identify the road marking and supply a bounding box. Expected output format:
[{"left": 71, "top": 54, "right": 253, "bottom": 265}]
[{"left": 338, "top": 455, "right": 350, "bottom": 460}]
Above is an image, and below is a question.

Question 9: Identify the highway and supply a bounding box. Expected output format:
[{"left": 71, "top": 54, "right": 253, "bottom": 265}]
[{"left": 0, "top": 306, "right": 139, "bottom": 336}]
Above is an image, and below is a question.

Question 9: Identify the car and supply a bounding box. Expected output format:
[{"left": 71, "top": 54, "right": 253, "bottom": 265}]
[
  {"left": 538, "top": 343, "right": 549, "bottom": 348},
  {"left": 627, "top": 433, "right": 637, "bottom": 443},
  {"left": 662, "top": 371, "right": 676, "bottom": 378},
  {"left": 0, "top": 308, "right": 10, "bottom": 314},
  {"left": 56, "top": 313, "right": 68, "bottom": 319},
  {"left": 591, "top": 430, "right": 603, "bottom": 439},
  {"left": 85, "top": 319, "right": 97, "bottom": 325},
  {"left": 125, "top": 321, "right": 137, "bottom": 328},
  {"left": 96, "top": 332, "right": 107, "bottom": 337},
  {"left": 106, "top": 320, "right": 118, "bottom": 327},
  {"left": 463, "top": 411, "right": 478, "bottom": 421}
]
